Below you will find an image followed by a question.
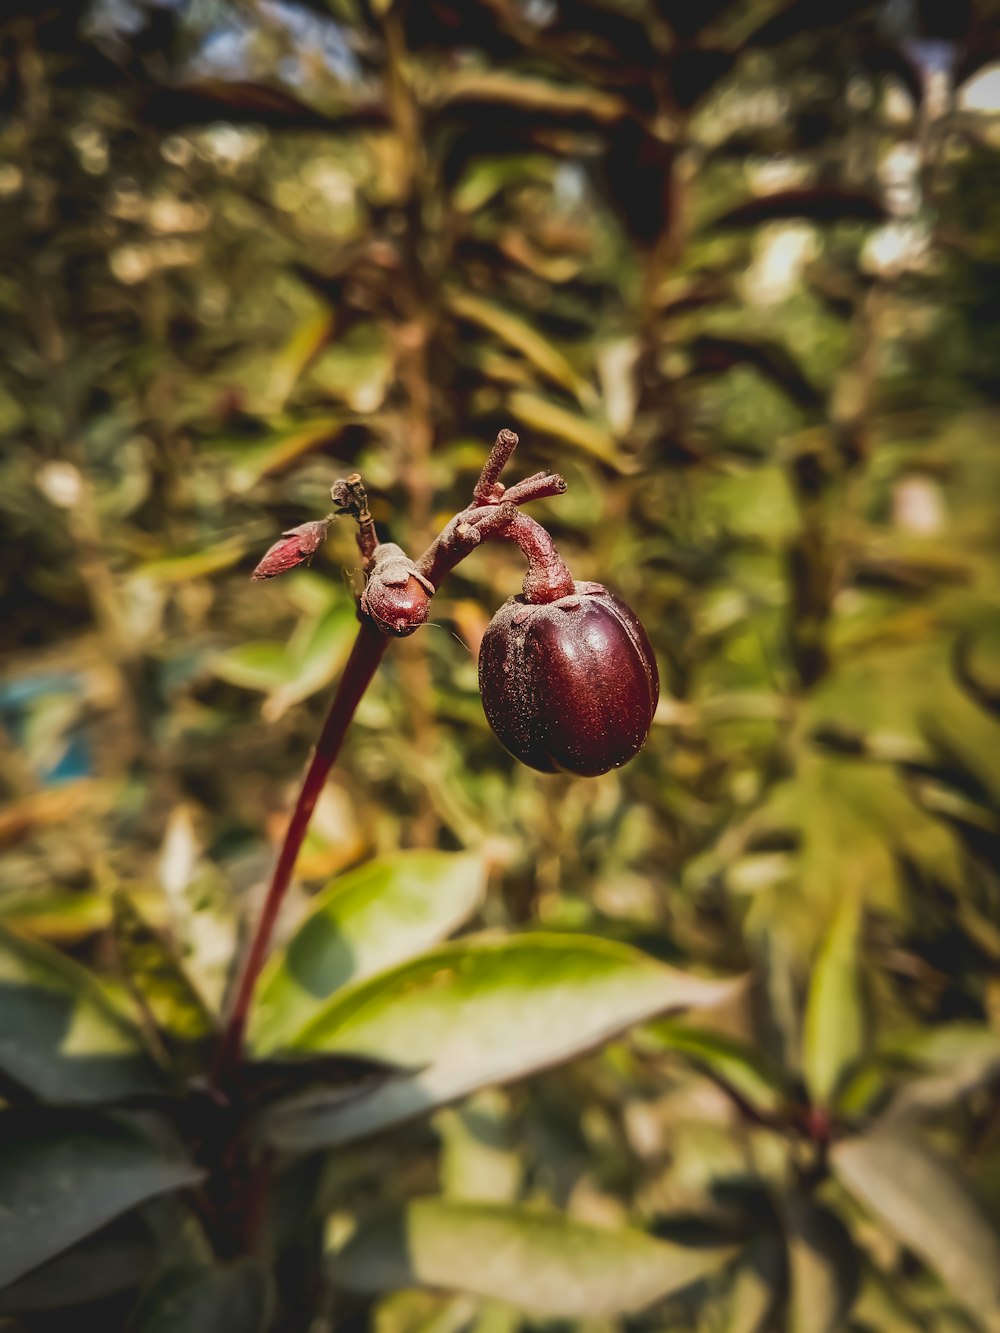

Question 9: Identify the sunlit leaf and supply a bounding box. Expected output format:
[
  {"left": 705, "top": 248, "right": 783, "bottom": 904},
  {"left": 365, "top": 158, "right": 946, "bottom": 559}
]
[
  {"left": 445, "top": 289, "right": 593, "bottom": 405},
  {"left": 132, "top": 539, "right": 248, "bottom": 584},
  {"left": 802, "top": 890, "right": 867, "bottom": 1108},
  {"left": 259, "top": 934, "right": 739, "bottom": 1150},
  {"left": 0, "top": 1112, "right": 202, "bottom": 1289},
  {"left": 221, "top": 416, "right": 346, "bottom": 494},
  {"left": 832, "top": 1130, "right": 1000, "bottom": 1328},
  {"left": 506, "top": 391, "right": 623, "bottom": 468},
  {"left": 250, "top": 851, "right": 487, "bottom": 1054},
  {"left": 0, "top": 924, "right": 162, "bottom": 1103},
  {"left": 332, "top": 1198, "right": 736, "bottom": 1317}
]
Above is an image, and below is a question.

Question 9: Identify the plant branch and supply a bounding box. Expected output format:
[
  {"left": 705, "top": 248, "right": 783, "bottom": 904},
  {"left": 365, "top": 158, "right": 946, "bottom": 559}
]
[
  {"left": 217, "top": 429, "right": 571, "bottom": 1079},
  {"left": 214, "top": 618, "right": 389, "bottom": 1082}
]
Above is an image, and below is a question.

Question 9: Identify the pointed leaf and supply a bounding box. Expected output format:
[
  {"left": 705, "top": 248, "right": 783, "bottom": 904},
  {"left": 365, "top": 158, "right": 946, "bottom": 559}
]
[
  {"left": 259, "top": 934, "right": 739, "bottom": 1150},
  {"left": 445, "top": 289, "right": 592, "bottom": 405},
  {"left": 0, "top": 1221, "right": 155, "bottom": 1311},
  {"left": 0, "top": 924, "right": 162, "bottom": 1103},
  {"left": 832, "top": 1130, "right": 1000, "bottom": 1328},
  {"left": 784, "top": 1193, "right": 860, "bottom": 1333},
  {"left": 507, "top": 391, "right": 623, "bottom": 468},
  {"left": 110, "top": 893, "right": 216, "bottom": 1046},
  {"left": 251, "top": 851, "right": 487, "bottom": 1054},
  {"left": 802, "top": 891, "right": 867, "bottom": 1107},
  {"left": 706, "top": 189, "right": 886, "bottom": 231},
  {"left": 0, "top": 1113, "right": 202, "bottom": 1288},
  {"left": 130, "top": 1260, "right": 274, "bottom": 1333},
  {"left": 332, "top": 1198, "right": 736, "bottom": 1317},
  {"left": 641, "top": 1020, "right": 787, "bottom": 1117}
]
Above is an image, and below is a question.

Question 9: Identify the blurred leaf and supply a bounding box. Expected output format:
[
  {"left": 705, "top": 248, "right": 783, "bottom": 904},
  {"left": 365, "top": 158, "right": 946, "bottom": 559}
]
[
  {"left": 138, "top": 81, "right": 380, "bottom": 132},
  {"left": 802, "top": 890, "right": 866, "bottom": 1108},
  {"left": 220, "top": 416, "right": 346, "bottom": 494},
  {"left": 437, "top": 1090, "right": 521, "bottom": 1204},
  {"left": 686, "top": 335, "right": 824, "bottom": 413},
  {"left": 880, "top": 1024, "right": 1000, "bottom": 1121},
  {"left": 129, "top": 1260, "right": 274, "bottom": 1333},
  {"left": 433, "top": 70, "right": 626, "bottom": 124},
  {"left": 832, "top": 1130, "right": 1000, "bottom": 1329},
  {"left": 506, "top": 391, "right": 623, "bottom": 467},
  {"left": 0, "top": 1112, "right": 202, "bottom": 1289},
  {"left": 706, "top": 189, "right": 886, "bottom": 231},
  {"left": 210, "top": 603, "right": 357, "bottom": 720},
  {"left": 332, "top": 1198, "right": 736, "bottom": 1317},
  {"left": 260, "top": 935, "right": 739, "bottom": 1150},
  {"left": 132, "top": 539, "right": 248, "bottom": 584},
  {"left": 784, "top": 1193, "right": 860, "bottom": 1333},
  {"left": 0, "top": 1222, "right": 155, "bottom": 1312},
  {"left": 110, "top": 892, "right": 216, "bottom": 1046},
  {"left": 445, "top": 289, "right": 593, "bottom": 405},
  {"left": 267, "top": 310, "right": 335, "bottom": 415},
  {"left": 250, "top": 851, "right": 487, "bottom": 1054},
  {"left": 640, "top": 1020, "right": 787, "bottom": 1118},
  {"left": 721, "top": 1232, "right": 784, "bottom": 1333},
  {"left": 0, "top": 924, "right": 162, "bottom": 1103}
]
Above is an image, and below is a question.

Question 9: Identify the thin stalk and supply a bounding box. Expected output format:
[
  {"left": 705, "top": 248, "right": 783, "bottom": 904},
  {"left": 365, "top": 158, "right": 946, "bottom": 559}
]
[{"left": 214, "top": 619, "right": 389, "bottom": 1081}]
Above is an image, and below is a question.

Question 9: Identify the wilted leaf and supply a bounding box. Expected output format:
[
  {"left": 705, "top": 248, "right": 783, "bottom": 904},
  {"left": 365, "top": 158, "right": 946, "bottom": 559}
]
[
  {"left": 0, "top": 924, "right": 162, "bottom": 1103},
  {"left": 251, "top": 851, "right": 487, "bottom": 1054},
  {"left": 129, "top": 1260, "right": 274, "bottom": 1333},
  {"left": 802, "top": 890, "right": 867, "bottom": 1108},
  {"left": 259, "top": 934, "right": 739, "bottom": 1150},
  {"left": 332, "top": 1198, "right": 736, "bottom": 1317},
  {"left": 832, "top": 1130, "right": 1000, "bottom": 1329},
  {"left": 0, "top": 1112, "right": 202, "bottom": 1289}
]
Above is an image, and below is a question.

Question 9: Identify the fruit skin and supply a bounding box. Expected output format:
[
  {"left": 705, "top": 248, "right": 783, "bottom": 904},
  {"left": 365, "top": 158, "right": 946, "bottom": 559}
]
[{"left": 478, "top": 581, "right": 659, "bottom": 777}]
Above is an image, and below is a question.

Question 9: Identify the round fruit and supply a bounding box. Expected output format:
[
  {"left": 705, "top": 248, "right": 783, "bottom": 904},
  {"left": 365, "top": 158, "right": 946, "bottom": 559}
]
[{"left": 478, "top": 581, "right": 659, "bottom": 777}]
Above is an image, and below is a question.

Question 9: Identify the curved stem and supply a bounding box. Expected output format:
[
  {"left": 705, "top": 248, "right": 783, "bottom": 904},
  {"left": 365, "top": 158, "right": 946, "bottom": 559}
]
[{"left": 214, "top": 619, "right": 389, "bottom": 1082}]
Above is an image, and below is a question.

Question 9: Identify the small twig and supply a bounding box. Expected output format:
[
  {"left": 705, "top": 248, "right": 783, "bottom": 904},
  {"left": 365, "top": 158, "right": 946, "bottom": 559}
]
[
  {"left": 330, "top": 473, "right": 378, "bottom": 569},
  {"left": 221, "top": 427, "right": 572, "bottom": 1080},
  {"left": 473, "top": 427, "right": 520, "bottom": 504}
]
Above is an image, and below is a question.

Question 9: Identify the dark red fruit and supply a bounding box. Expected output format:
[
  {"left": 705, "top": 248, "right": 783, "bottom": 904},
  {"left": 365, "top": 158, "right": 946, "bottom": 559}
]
[{"left": 478, "top": 581, "right": 659, "bottom": 777}]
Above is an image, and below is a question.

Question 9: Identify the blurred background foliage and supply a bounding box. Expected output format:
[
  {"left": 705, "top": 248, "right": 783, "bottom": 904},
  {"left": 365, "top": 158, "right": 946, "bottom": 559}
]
[{"left": 3, "top": 0, "right": 1000, "bottom": 1328}]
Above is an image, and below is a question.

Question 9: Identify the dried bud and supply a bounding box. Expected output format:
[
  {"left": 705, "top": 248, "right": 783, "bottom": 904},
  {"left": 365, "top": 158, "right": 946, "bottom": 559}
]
[
  {"left": 360, "top": 542, "right": 434, "bottom": 636},
  {"left": 251, "top": 520, "right": 330, "bottom": 582}
]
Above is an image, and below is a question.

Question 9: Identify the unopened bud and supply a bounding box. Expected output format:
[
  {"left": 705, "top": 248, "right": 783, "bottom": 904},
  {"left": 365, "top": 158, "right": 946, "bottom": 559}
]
[{"left": 251, "top": 519, "right": 331, "bottom": 582}]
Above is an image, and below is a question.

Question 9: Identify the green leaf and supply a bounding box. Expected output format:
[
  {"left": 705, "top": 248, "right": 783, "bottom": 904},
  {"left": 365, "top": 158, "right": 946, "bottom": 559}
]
[
  {"left": 0, "top": 1113, "right": 203, "bottom": 1289},
  {"left": 880, "top": 1024, "right": 1000, "bottom": 1121},
  {"left": 0, "top": 1222, "right": 155, "bottom": 1312},
  {"left": 784, "top": 1193, "right": 860, "bottom": 1333},
  {"left": 251, "top": 851, "right": 487, "bottom": 1054},
  {"left": 222, "top": 415, "right": 345, "bottom": 494},
  {"left": 131, "top": 538, "right": 248, "bottom": 584},
  {"left": 445, "top": 289, "right": 593, "bottom": 405},
  {"left": 640, "top": 1020, "right": 787, "bottom": 1117},
  {"left": 259, "top": 934, "right": 739, "bottom": 1150},
  {"left": 0, "top": 924, "right": 162, "bottom": 1103},
  {"left": 832, "top": 1130, "right": 1000, "bottom": 1329},
  {"left": 721, "top": 1233, "right": 783, "bottom": 1333},
  {"left": 802, "top": 890, "right": 867, "bottom": 1107},
  {"left": 110, "top": 892, "right": 216, "bottom": 1045},
  {"left": 130, "top": 1261, "right": 274, "bottom": 1333},
  {"left": 506, "top": 391, "right": 624, "bottom": 468},
  {"left": 332, "top": 1198, "right": 736, "bottom": 1317},
  {"left": 208, "top": 643, "right": 291, "bottom": 694},
  {"left": 261, "top": 603, "right": 357, "bottom": 721}
]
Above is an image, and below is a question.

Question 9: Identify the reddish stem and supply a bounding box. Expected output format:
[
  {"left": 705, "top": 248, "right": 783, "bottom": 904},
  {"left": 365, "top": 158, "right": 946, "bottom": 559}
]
[{"left": 214, "top": 619, "right": 389, "bottom": 1081}]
